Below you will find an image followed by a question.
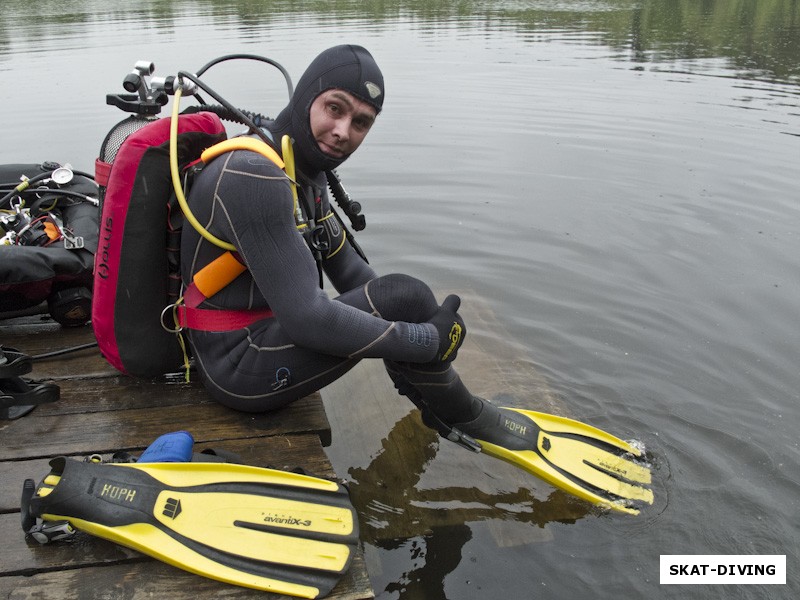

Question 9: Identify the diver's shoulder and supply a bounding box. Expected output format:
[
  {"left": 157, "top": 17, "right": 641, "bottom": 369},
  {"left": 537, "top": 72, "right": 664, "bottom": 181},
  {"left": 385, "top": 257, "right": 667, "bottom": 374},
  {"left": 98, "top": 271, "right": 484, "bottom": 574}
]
[{"left": 223, "top": 146, "right": 285, "bottom": 176}]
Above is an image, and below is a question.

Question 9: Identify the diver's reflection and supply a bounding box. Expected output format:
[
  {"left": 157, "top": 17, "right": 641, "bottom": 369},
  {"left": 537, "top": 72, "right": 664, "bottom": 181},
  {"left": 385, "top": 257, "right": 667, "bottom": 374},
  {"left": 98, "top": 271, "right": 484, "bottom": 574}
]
[{"left": 347, "top": 410, "right": 591, "bottom": 599}]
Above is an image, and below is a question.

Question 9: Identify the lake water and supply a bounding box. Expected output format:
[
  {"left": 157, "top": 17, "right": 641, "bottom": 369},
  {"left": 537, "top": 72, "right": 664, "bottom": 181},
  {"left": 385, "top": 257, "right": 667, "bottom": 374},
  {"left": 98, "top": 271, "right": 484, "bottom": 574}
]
[{"left": 2, "top": 1, "right": 798, "bottom": 598}]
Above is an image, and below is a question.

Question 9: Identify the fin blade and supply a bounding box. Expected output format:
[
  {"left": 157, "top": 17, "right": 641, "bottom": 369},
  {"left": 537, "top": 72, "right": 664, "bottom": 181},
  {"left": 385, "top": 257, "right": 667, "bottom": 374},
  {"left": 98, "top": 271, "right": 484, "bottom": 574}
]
[
  {"left": 508, "top": 409, "right": 641, "bottom": 455},
  {"left": 578, "top": 443, "right": 652, "bottom": 485},
  {"left": 537, "top": 436, "right": 654, "bottom": 502},
  {"left": 146, "top": 488, "right": 356, "bottom": 572},
  {"left": 478, "top": 440, "right": 644, "bottom": 514},
  {"left": 478, "top": 408, "right": 654, "bottom": 513}
]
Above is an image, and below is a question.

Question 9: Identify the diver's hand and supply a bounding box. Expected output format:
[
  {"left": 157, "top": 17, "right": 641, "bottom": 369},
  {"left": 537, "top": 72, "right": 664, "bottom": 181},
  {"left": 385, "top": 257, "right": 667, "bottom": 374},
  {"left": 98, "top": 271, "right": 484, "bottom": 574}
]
[{"left": 429, "top": 294, "right": 466, "bottom": 362}]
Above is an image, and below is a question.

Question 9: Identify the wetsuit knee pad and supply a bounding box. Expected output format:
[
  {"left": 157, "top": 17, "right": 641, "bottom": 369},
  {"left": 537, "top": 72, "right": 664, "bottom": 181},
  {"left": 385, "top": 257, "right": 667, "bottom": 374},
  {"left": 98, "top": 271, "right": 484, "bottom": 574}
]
[{"left": 367, "top": 274, "right": 437, "bottom": 322}]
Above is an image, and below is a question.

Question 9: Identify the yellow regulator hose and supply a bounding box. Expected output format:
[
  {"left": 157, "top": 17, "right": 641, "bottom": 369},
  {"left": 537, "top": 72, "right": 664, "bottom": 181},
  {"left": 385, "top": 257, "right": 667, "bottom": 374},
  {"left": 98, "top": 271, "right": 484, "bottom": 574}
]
[{"left": 169, "top": 87, "right": 236, "bottom": 251}]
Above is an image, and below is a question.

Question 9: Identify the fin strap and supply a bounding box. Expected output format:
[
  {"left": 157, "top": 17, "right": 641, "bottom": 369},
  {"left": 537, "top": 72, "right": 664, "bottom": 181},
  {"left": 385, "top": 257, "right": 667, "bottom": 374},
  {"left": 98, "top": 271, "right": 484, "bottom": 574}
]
[
  {"left": 0, "top": 346, "right": 33, "bottom": 378},
  {"left": 1, "top": 377, "right": 60, "bottom": 419},
  {"left": 406, "top": 391, "right": 482, "bottom": 453}
]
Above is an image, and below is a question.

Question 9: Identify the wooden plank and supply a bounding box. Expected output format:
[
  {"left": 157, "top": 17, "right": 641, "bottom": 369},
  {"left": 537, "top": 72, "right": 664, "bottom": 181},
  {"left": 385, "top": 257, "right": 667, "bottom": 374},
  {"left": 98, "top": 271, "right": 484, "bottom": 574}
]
[
  {"left": 0, "top": 317, "right": 91, "bottom": 346},
  {"left": 0, "top": 318, "right": 113, "bottom": 379},
  {"left": 0, "top": 456, "right": 52, "bottom": 513},
  {"left": 2, "top": 515, "right": 141, "bottom": 575},
  {"left": 0, "top": 392, "right": 330, "bottom": 461},
  {"left": 28, "top": 376, "right": 215, "bottom": 417},
  {"left": 16, "top": 346, "right": 115, "bottom": 380},
  {"left": 0, "top": 551, "right": 373, "bottom": 600}
]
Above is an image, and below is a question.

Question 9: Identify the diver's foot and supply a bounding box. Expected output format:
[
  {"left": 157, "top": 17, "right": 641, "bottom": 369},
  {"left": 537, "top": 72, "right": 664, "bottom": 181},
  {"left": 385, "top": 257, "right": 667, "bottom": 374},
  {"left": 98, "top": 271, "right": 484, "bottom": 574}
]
[{"left": 449, "top": 398, "right": 537, "bottom": 452}]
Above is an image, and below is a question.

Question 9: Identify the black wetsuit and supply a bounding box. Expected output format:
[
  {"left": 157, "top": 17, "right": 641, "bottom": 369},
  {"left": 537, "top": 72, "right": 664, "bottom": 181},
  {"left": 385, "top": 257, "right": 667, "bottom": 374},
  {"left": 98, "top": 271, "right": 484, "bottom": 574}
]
[{"left": 182, "top": 45, "right": 483, "bottom": 431}]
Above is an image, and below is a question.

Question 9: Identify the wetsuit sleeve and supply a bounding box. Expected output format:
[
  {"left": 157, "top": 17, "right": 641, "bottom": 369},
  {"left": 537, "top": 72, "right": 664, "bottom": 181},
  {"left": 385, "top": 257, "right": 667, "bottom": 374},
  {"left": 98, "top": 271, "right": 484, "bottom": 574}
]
[
  {"left": 208, "top": 152, "right": 438, "bottom": 363},
  {"left": 323, "top": 238, "right": 377, "bottom": 293}
]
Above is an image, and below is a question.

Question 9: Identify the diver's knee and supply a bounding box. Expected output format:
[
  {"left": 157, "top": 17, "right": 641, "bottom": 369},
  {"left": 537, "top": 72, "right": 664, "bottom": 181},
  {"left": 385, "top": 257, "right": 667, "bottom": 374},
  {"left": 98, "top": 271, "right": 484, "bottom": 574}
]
[{"left": 367, "top": 274, "right": 437, "bottom": 320}]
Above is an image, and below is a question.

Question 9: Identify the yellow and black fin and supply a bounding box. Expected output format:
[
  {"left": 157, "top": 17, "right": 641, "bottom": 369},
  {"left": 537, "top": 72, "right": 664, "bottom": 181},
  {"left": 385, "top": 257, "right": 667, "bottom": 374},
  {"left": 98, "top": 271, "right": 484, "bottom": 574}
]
[{"left": 22, "top": 457, "right": 359, "bottom": 599}]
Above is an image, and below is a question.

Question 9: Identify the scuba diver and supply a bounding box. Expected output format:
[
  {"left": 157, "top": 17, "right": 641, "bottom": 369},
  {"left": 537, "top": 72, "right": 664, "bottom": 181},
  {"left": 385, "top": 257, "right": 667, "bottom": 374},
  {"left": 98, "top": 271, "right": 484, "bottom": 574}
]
[
  {"left": 182, "top": 45, "right": 653, "bottom": 514},
  {"left": 183, "top": 44, "right": 508, "bottom": 445}
]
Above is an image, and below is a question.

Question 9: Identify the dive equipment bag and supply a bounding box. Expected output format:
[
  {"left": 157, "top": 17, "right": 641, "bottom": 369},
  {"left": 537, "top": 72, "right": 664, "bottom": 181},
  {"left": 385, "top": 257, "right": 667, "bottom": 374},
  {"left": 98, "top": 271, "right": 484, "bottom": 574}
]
[{"left": 1, "top": 162, "right": 98, "bottom": 326}]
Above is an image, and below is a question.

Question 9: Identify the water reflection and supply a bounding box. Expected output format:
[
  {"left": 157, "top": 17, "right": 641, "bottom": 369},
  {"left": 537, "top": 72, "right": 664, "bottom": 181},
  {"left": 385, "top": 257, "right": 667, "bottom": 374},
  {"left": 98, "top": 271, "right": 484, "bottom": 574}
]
[
  {"left": 1, "top": 0, "right": 798, "bottom": 83},
  {"left": 347, "top": 410, "right": 590, "bottom": 599},
  {"left": 350, "top": 412, "right": 589, "bottom": 535}
]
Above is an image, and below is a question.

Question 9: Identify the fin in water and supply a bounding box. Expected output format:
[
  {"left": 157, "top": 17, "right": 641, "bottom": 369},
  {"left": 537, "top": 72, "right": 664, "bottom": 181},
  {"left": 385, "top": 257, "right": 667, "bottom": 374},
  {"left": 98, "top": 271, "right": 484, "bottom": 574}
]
[
  {"left": 21, "top": 457, "right": 359, "bottom": 599},
  {"left": 450, "top": 406, "right": 654, "bottom": 515}
]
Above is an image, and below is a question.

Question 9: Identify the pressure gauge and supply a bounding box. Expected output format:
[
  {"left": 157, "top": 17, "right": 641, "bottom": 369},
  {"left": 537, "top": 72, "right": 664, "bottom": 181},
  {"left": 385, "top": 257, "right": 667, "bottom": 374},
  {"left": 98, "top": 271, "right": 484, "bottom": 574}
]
[{"left": 51, "top": 166, "right": 74, "bottom": 185}]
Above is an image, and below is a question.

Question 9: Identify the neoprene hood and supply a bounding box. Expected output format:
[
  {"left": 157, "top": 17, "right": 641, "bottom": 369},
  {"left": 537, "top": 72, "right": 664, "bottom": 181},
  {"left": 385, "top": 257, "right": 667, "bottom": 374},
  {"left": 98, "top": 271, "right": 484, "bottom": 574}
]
[{"left": 272, "top": 45, "right": 384, "bottom": 174}]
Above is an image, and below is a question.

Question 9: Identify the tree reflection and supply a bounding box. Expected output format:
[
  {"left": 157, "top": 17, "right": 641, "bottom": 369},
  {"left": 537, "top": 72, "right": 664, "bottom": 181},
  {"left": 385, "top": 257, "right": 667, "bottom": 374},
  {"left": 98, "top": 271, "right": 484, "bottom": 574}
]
[{"left": 2, "top": 0, "right": 797, "bottom": 83}]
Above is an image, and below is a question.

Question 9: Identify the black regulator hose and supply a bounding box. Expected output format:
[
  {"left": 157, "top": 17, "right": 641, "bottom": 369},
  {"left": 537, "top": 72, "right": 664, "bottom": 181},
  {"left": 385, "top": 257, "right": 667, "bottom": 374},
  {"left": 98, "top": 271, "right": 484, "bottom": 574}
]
[
  {"left": 181, "top": 103, "right": 272, "bottom": 131},
  {"left": 177, "top": 71, "right": 276, "bottom": 151},
  {"left": 195, "top": 54, "right": 294, "bottom": 97},
  {"left": 0, "top": 172, "right": 52, "bottom": 208},
  {"left": 177, "top": 53, "right": 293, "bottom": 150}
]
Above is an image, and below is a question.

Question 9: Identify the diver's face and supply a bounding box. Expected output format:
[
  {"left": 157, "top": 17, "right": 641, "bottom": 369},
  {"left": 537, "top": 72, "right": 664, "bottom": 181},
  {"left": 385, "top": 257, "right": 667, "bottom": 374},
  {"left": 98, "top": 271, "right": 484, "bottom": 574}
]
[{"left": 309, "top": 89, "right": 376, "bottom": 159}]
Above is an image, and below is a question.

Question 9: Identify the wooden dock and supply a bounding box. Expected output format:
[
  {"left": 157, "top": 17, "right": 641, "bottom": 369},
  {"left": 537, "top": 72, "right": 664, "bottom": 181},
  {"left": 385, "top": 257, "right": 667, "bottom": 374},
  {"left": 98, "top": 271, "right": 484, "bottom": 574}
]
[{"left": 0, "top": 315, "right": 374, "bottom": 600}]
